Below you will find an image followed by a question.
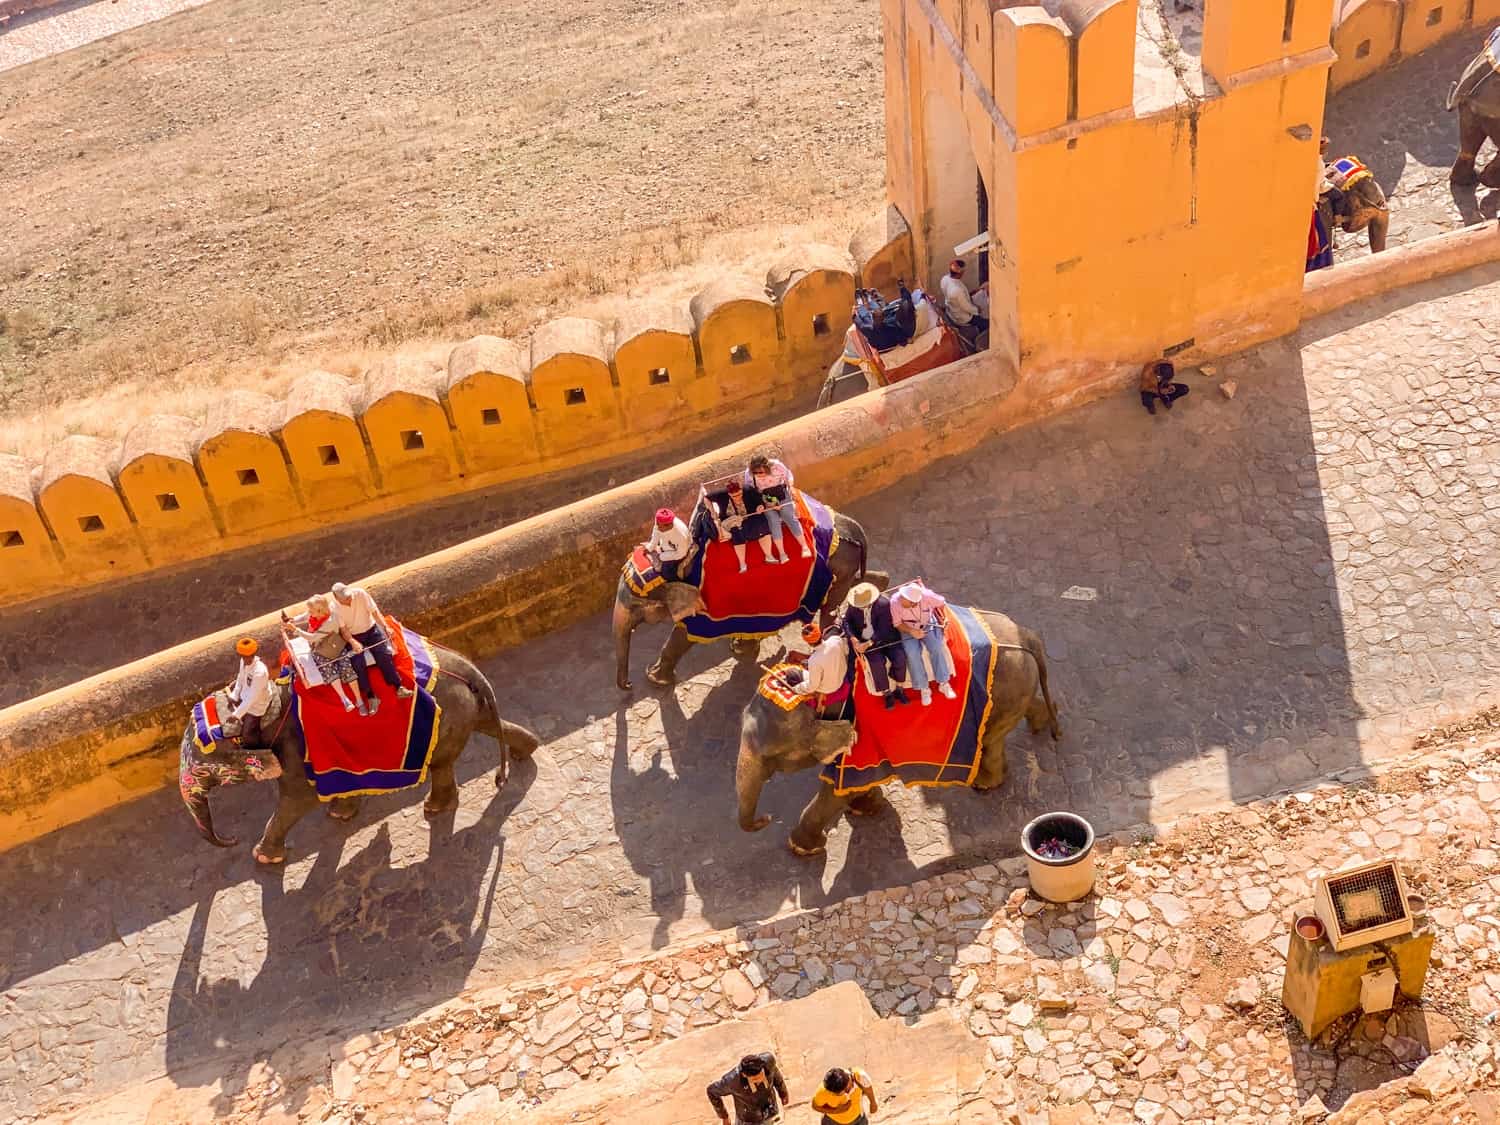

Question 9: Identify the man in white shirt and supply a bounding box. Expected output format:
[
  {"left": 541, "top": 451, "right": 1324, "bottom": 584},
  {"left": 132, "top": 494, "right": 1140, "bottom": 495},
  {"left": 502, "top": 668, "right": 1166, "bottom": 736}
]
[
  {"left": 645, "top": 507, "right": 691, "bottom": 581},
  {"left": 227, "top": 636, "right": 273, "bottom": 747},
  {"left": 792, "top": 623, "right": 850, "bottom": 699},
  {"left": 331, "top": 581, "right": 413, "bottom": 713},
  {"left": 939, "top": 258, "right": 988, "bottom": 346}
]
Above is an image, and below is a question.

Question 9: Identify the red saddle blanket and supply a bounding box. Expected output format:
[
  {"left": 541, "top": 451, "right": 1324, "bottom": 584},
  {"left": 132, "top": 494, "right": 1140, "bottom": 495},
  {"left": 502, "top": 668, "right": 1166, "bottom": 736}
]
[
  {"left": 821, "top": 606, "right": 997, "bottom": 795},
  {"left": 287, "top": 618, "right": 443, "bottom": 800},
  {"left": 696, "top": 494, "right": 819, "bottom": 623}
]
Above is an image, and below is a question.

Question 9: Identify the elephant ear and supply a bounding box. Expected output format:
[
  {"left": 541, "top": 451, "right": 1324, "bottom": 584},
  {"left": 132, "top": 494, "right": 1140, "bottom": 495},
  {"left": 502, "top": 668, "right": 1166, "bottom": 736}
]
[
  {"left": 661, "top": 581, "right": 705, "bottom": 622},
  {"left": 810, "top": 721, "right": 855, "bottom": 765}
]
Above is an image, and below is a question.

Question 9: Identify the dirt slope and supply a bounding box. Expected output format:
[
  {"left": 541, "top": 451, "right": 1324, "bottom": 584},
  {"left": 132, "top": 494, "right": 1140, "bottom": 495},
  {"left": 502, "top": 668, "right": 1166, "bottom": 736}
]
[{"left": 0, "top": 0, "right": 883, "bottom": 458}]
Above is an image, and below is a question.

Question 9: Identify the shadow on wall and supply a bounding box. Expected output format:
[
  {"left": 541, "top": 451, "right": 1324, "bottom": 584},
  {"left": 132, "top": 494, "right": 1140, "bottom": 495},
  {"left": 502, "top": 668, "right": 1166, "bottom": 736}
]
[{"left": 0, "top": 211, "right": 916, "bottom": 611}]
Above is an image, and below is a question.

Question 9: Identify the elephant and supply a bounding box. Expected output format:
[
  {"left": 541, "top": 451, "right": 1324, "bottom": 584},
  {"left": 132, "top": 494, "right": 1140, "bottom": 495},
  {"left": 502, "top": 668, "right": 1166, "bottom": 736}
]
[
  {"left": 177, "top": 645, "right": 540, "bottom": 864},
  {"left": 612, "top": 504, "right": 885, "bottom": 691},
  {"left": 1319, "top": 173, "right": 1389, "bottom": 254},
  {"left": 733, "top": 607, "right": 1060, "bottom": 856},
  {"left": 1448, "top": 31, "right": 1500, "bottom": 188}
]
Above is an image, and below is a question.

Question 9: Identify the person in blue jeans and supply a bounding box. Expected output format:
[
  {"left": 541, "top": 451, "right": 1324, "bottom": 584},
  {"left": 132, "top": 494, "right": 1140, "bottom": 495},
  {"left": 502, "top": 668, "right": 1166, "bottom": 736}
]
[{"left": 890, "top": 581, "right": 957, "bottom": 706}]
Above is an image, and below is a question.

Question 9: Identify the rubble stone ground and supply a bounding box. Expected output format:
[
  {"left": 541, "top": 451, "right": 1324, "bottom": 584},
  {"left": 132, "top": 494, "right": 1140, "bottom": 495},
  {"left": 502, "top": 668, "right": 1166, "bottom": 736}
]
[
  {"left": 73, "top": 722, "right": 1500, "bottom": 1124},
  {"left": 4, "top": 270, "right": 1499, "bottom": 1121}
]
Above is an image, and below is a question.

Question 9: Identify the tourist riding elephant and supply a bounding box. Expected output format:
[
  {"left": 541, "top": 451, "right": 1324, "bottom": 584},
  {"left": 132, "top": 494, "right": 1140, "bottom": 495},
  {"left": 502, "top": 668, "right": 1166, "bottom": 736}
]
[
  {"left": 1449, "top": 30, "right": 1500, "bottom": 188},
  {"left": 734, "top": 608, "right": 1060, "bottom": 855},
  {"left": 177, "top": 645, "right": 540, "bottom": 864},
  {"left": 612, "top": 506, "right": 885, "bottom": 691}
]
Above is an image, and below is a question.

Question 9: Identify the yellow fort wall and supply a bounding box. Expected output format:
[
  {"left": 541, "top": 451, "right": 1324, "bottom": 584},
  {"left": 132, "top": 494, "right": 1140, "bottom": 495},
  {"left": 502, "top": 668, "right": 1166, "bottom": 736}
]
[
  {"left": 279, "top": 370, "right": 381, "bottom": 514},
  {"left": 0, "top": 209, "right": 914, "bottom": 610},
  {"left": 885, "top": 0, "right": 1339, "bottom": 377},
  {"left": 116, "top": 416, "right": 219, "bottom": 558}
]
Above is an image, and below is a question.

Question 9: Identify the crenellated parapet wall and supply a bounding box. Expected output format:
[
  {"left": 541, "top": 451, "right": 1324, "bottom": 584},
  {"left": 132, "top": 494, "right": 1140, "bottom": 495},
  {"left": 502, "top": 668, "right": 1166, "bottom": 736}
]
[
  {"left": 0, "top": 219, "right": 916, "bottom": 611},
  {"left": 886, "top": 0, "right": 1341, "bottom": 383},
  {"left": 1330, "top": 0, "right": 1499, "bottom": 91}
]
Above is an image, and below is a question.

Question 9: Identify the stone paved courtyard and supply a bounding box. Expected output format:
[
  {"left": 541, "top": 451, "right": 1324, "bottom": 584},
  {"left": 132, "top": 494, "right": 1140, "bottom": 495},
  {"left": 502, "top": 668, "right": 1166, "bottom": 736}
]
[{"left": 3, "top": 269, "right": 1498, "bottom": 1119}]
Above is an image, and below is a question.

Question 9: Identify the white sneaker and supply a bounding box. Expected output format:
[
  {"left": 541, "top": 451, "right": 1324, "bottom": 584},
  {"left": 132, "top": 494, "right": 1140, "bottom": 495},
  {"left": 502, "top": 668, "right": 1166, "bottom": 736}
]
[
  {"left": 341, "top": 699, "right": 356, "bottom": 713},
  {"left": 738, "top": 563, "right": 748, "bottom": 573},
  {"left": 938, "top": 681, "right": 957, "bottom": 700},
  {"left": 800, "top": 545, "right": 813, "bottom": 558},
  {"left": 920, "top": 688, "right": 932, "bottom": 706}
]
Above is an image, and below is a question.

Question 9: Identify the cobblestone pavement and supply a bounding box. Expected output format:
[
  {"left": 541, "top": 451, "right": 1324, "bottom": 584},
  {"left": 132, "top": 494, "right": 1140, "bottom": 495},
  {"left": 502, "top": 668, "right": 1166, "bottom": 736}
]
[
  {"left": 3, "top": 270, "right": 1499, "bottom": 1118},
  {"left": 159, "top": 728, "right": 1500, "bottom": 1125},
  {"left": 1323, "top": 32, "right": 1500, "bottom": 266},
  {"left": 0, "top": 0, "right": 213, "bottom": 73}
]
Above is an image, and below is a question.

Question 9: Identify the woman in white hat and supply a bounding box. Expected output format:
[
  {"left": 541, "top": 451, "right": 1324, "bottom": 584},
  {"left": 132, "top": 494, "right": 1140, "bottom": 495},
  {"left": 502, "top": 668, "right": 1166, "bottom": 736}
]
[
  {"left": 840, "top": 582, "right": 909, "bottom": 710},
  {"left": 891, "top": 580, "right": 957, "bottom": 706}
]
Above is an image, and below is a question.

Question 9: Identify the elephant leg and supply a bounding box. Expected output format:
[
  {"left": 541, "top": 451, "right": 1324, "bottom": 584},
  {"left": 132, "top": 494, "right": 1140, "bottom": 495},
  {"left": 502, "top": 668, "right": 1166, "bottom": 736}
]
[
  {"left": 847, "top": 787, "right": 889, "bottom": 817},
  {"left": 254, "top": 793, "right": 317, "bottom": 865},
  {"left": 789, "top": 783, "right": 852, "bottom": 856},
  {"left": 1366, "top": 211, "right": 1389, "bottom": 254},
  {"left": 326, "top": 796, "right": 361, "bottom": 821},
  {"left": 1479, "top": 153, "right": 1500, "bottom": 190},
  {"left": 730, "top": 637, "right": 759, "bottom": 657},
  {"left": 1025, "top": 692, "right": 1055, "bottom": 736},
  {"left": 425, "top": 761, "right": 460, "bottom": 815},
  {"left": 1451, "top": 108, "right": 1486, "bottom": 186},
  {"left": 972, "top": 719, "right": 1014, "bottom": 791},
  {"left": 647, "top": 625, "right": 693, "bottom": 687}
]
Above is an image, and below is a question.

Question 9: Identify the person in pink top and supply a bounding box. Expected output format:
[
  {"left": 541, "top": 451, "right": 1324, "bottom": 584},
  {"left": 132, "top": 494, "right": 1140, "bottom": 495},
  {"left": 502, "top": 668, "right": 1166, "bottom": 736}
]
[{"left": 891, "top": 581, "right": 957, "bottom": 706}]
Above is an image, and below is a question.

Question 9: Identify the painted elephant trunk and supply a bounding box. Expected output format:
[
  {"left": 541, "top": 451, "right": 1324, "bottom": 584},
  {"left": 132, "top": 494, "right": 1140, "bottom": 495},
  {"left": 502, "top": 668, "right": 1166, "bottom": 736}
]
[
  {"left": 180, "top": 781, "right": 239, "bottom": 848},
  {"left": 613, "top": 597, "right": 638, "bottom": 691}
]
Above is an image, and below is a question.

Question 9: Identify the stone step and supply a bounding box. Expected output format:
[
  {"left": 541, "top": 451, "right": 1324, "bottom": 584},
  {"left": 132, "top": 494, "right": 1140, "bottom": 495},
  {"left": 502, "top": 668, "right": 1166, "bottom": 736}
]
[{"left": 488, "top": 980, "right": 999, "bottom": 1124}]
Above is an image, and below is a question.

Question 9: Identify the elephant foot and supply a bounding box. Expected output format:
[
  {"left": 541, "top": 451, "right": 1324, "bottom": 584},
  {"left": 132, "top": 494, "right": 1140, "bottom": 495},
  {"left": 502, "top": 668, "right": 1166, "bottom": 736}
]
[
  {"left": 617, "top": 676, "right": 633, "bottom": 692},
  {"left": 645, "top": 664, "right": 676, "bottom": 688},
  {"left": 253, "top": 843, "right": 286, "bottom": 865},
  {"left": 730, "top": 638, "right": 759, "bottom": 657},
  {"left": 847, "top": 791, "right": 888, "bottom": 818},
  {"left": 739, "top": 814, "right": 773, "bottom": 833},
  {"left": 327, "top": 799, "right": 359, "bottom": 822},
  {"left": 787, "top": 835, "right": 826, "bottom": 857}
]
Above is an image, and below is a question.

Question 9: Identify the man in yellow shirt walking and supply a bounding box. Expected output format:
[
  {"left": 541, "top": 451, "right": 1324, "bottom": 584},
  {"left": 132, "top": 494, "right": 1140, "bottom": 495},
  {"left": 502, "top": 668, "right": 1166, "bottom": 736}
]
[{"left": 811, "top": 1066, "right": 878, "bottom": 1125}]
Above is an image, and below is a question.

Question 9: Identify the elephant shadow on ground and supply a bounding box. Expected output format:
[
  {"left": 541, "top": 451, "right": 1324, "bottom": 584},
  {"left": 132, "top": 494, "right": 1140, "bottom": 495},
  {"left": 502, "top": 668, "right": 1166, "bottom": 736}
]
[
  {"left": 609, "top": 647, "right": 896, "bottom": 950},
  {"left": 163, "top": 762, "right": 535, "bottom": 1115}
]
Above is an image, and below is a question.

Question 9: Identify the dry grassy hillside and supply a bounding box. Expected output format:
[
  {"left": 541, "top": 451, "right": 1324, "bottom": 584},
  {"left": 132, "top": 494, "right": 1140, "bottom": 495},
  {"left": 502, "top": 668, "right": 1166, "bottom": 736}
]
[{"left": 0, "top": 0, "right": 884, "bottom": 459}]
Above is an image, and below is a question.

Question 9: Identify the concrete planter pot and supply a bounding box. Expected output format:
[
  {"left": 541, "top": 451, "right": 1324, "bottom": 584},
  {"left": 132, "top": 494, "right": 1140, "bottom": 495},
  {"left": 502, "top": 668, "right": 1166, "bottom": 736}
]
[{"left": 1021, "top": 811, "right": 1096, "bottom": 903}]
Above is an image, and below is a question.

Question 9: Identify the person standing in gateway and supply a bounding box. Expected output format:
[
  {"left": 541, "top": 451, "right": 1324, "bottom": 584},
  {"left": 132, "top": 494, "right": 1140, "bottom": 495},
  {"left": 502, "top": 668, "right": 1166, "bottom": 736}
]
[{"left": 330, "top": 581, "right": 413, "bottom": 713}]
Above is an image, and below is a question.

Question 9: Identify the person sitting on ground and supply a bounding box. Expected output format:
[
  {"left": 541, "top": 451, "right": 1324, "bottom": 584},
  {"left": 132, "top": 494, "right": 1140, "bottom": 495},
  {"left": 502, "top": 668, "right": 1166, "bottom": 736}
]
[
  {"left": 709, "top": 478, "right": 779, "bottom": 573},
  {"left": 708, "top": 1051, "right": 790, "bottom": 1125},
  {"left": 281, "top": 593, "right": 369, "bottom": 715},
  {"left": 644, "top": 506, "right": 690, "bottom": 582},
  {"left": 746, "top": 454, "right": 812, "bottom": 563},
  {"left": 792, "top": 622, "right": 850, "bottom": 699},
  {"left": 812, "top": 1066, "right": 879, "bottom": 1125},
  {"left": 891, "top": 580, "right": 957, "bottom": 707},
  {"left": 842, "top": 582, "right": 910, "bottom": 710},
  {"left": 939, "top": 258, "right": 988, "bottom": 344},
  {"left": 330, "top": 581, "right": 414, "bottom": 714},
  {"left": 1139, "top": 359, "right": 1189, "bottom": 415},
  {"left": 226, "top": 637, "right": 272, "bottom": 748}
]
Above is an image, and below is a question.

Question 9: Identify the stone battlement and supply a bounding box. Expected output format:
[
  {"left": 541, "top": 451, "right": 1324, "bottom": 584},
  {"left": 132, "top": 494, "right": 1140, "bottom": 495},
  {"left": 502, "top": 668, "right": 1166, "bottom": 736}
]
[{"left": 0, "top": 218, "right": 914, "bottom": 611}]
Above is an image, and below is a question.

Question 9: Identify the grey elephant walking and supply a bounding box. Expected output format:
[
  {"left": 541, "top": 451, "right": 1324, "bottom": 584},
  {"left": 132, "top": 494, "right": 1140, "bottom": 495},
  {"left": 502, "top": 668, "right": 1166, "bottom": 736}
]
[
  {"left": 733, "top": 607, "right": 1060, "bottom": 855},
  {"left": 612, "top": 505, "right": 886, "bottom": 691},
  {"left": 177, "top": 645, "right": 540, "bottom": 864}
]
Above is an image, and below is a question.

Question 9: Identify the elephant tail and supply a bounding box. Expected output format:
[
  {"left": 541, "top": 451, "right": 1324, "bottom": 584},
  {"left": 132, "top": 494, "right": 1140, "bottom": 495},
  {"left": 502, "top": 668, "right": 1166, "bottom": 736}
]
[{"left": 1022, "top": 628, "right": 1062, "bottom": 741}]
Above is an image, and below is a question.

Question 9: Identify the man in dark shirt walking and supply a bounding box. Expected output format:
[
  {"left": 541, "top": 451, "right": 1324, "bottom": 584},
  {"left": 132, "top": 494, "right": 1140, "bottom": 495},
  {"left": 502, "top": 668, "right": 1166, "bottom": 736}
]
[{"left": 707, "top": 1052, "right": 789, "bottom": 1124}]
